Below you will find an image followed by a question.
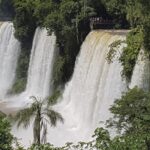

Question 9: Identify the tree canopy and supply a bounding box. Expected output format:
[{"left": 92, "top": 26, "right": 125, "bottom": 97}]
[{"left": 0, "top": 115, "right": 13, "bottom": 150}]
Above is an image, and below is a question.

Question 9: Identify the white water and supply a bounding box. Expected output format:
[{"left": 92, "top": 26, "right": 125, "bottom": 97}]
[
  {"left": 0, "top": 22, "right": 20, "bottom": 99},
  {"left": 26, "top": 28, "right": 56, "bottom": 98},
  {"left": 130, "top": 49, "right": 150, "bottom": 90},
  {"left": 2, "top": 28, "right": 149, "bottom": 148},
  {"left": 9, "top": 28, "right": 57, "bottom": 147},
  {"left": 6, "top": 30, "right": 128, "bottom": 147},
  {"left": 46, "top": 30, "right": 128, "bottom": 146},
  {"left": 0, "top": 26, "right": 57, "bottom": 146},
  {"left": 6, "top": 27, "right": 57, "bottom": 107}
]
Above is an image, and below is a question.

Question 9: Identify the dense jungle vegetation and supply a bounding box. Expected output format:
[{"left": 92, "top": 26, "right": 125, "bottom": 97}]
[{"left": 0, "top": 0, "right": 150, "bottom": 149}]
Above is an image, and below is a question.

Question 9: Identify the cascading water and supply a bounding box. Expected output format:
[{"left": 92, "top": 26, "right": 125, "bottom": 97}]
[
  {"left": 130, "top": 49, "right": 150, "bottom": 90},
  {"left": 46, "top": 30, "right": 128, "bottom": 146},
  {"left": 1, "top": 27, "right": 148, "bottom": 148},
  {"left": 0, "top": 22, "right": 20, "bottom": 99},
  {"left": 7, "top": 30, "right": 128, "bottom": 147},
  {"left": 6, "top": 27, "right": 57, "bottom": 107},
  {"left": 26, "top": 27, "right": 57, "bottom": 98}
]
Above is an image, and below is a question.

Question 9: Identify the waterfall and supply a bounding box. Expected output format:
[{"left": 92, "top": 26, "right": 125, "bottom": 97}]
[
  {"left": 25, "top": 28, "right": 56, "bottom": 98},
  {"left": 7, "top": 30, "right": 128, "bottom": 147},
  {"left": 46, "top": 30, "right": 128, "bottom": 146},
  {"left": 8, "top": 27, "right": 57, "bottom": 147},
  {"left": 0, "top": 22, "right": 20, "bottom": 98},
  {"left": 6, "top": 27, "right": 57, "bottom": 107},
  {"left": 2, "top": 28, "right": 149, "bottom": 147},
  {"left": 130, "top": 49, "right": 150, "bottom": 90}
]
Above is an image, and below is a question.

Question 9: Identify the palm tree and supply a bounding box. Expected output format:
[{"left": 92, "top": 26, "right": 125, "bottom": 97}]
[{"left": 13, "top": 96, "right": 64, "bottom": 145}]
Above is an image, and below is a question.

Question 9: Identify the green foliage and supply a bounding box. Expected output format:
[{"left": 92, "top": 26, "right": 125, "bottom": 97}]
[
  {"left": 28, "top": 143, "right": 61, "bottom": 150},
  {"left": 44, "top": 0, "right": 96, "bottom": 86},
  {"left": 10, "top": 78, "right": 26, "bottom": 94},
  {"left": 11, "top": 0, "right": 37, "bottom": 93},
  {"left": 107, "top": 28, "right": 143, "bottom": 82},
  {"left": 106, "top": 87, "right": 150, "bottom": 150},
  {"left": 10, "top": 48, "right": 30, "bottom": 94},
  {"left": 102, "top": 0, "right": 128, "bottom": 28},
  {"left": 108, "top": 87, "right": 150, "bottom": 134},
  {"left": 107, "top": 40, "right": 125, "bottom": 63},
  {"left": 113, "top": 133, "right": 150, "bottom": 150},
  {"left": 27, "top": 141, "right": 94, "bottom": 150},
  {"left": 33, "top": 0, "right": 54, "bottom": 26},
  {"left": 103, "top": 0, "right": 150, "bottom": 49},
  {"left": 13, "top": 0, "right": 37, "bottom": 42},
  {"left": 92, "top": 127, "right": 110, "bottom": 149},
  {"left": 48, "top": 90, "right": 61, "bottom": 105},
  {"left": 0, "top": 116, "right": 13, "bottom": 150},
  {"left": 0, "top": 110, "right": 6, "bottom": 118},
  {"left": 120, "top": 27, "right": 143, "bottom": 82},
  {"left": 143, "top": 21, "right": 150, "bottom": 52},
  {"left": 11, "top": 0, "right": 97, "bottom": 87},
  {"left": 52, "top": 56, "right": 65, "bottom": 87}
]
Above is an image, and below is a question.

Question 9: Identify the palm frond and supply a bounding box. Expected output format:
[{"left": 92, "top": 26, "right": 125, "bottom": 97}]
[
  {"left": 30, "top": 96, "right": 43, "bottom": 110},
  {"left": 30, "top": 96, "right": 39, "bottom": 103},
  {"left": 46, "top": 108, "right": 64, "bottom": 127},
  {"left": 14, "top": 107, "right": 35, "bottom": 128}
]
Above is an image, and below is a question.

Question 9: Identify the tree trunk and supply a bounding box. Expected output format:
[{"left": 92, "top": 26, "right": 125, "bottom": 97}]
[
  {"left": 34, "top": 110, "right": 41, "bottom": 145},
  {"left": 37, "top": 111, "right": 41, "bottom": 145}
]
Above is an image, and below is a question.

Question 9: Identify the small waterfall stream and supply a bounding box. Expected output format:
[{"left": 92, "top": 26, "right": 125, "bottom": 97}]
[
  {"left": 130, "top": 49, "right": 150, "bottom": 90},
  {"left": 26, "top": 28, "right": 56, "bottom": 98},
  {"left": 0, "top": 22, "right": 20, "bottom": 99},
  {"left": 4, "top": 27, "right": 57, "bottom": 107}
]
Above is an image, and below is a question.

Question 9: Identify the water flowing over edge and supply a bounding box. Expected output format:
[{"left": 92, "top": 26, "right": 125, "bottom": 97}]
[
  {"left": 0, "top": 27, "right": 149, "bottom": 148},
  {"left": 0, "top": 22, "right": 21, "bottom": 99},
  {"left": 4, "top": 27, "right": 57, "bottom": 107},
  {"left": 130, "top": 49, "right": 150, "bottom": 90},
  {"left": 46, "top": 30, "right": 128, "bottom": 146},
  {"left": 26, "top": 27, "right": 57, "bottom": 98}
]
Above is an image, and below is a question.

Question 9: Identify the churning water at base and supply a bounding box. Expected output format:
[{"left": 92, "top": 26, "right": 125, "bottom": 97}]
[{"left": 0, "top": 22, "right": 20, "bottom": 99}]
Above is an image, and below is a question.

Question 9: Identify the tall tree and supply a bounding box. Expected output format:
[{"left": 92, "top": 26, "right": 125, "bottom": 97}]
[{"left": 14, "top": 96, "right": 64, "bottom": 145}]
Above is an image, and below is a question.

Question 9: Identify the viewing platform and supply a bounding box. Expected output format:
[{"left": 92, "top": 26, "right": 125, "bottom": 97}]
[{"left": 90, "top": 17, "right": 115, "bottom": 30}]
